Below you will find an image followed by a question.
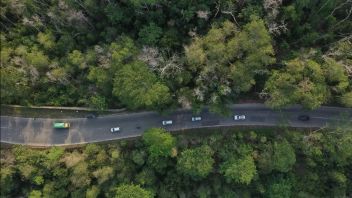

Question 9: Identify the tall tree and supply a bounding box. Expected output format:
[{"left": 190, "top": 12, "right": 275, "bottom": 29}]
[
  {"left": 142, "top": 128, "right": 176, "bottom": 158},
  {"left": 220, "top": 155, "right": 257, "bottom": 185},
  {"left": 113, "top": 61, "right": 172, "bottom": 111},
  {"left": 264, "top": 57, "right": 329, "bottom": 109},
  {"left": 177, "top": 145, "right": 214, "bottom": 179},
  {"left": 184, "top": 17, "right": 275, "bottom": 113},
  {"left": 272, "top": 140, "right": 296, "bottom": 172}
]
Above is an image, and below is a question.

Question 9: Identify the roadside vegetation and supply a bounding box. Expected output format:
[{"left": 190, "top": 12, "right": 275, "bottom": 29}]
[
  {"left": 1, "top": 126, "right": 352, "bottom": 197},
  {"left": 1, "top": 0, "right": 352, "bottom": 114}
]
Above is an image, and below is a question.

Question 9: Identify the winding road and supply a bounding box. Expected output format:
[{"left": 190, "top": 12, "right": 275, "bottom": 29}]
[{"left": 1, "top": 104, "right": 351, "bottom": 146}]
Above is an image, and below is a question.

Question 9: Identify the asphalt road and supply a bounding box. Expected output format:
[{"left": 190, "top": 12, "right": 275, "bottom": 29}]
[{"left": 1, "top": 104, "right": 351, "bottom": 146}]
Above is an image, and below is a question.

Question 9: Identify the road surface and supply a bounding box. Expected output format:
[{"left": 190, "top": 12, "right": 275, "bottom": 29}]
[{"left": 1, "top": 104, "right": 351, "bottom": 146}]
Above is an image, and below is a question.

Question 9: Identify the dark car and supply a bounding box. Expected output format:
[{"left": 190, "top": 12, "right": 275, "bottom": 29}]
[
  {"left": 86, "top": 114, "right": 97, "bottom": 119},
  {"left": 298, "top": 115, "right": 310, "bottom": 121}
]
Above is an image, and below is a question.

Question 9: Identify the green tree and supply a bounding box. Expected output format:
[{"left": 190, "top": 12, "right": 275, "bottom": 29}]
[
  {"left": 37, "top": 31, "right": 55, "bottom": 50},
  {"left": 25, "top": 47, "right": 49, "bottom": 71},
  {"left": 177, "top": 145, "right": 214, "bottom": 179},
  {"left": 272, "top": 140, "right": 296, "bottom": 172},
  {"left": 221, "top": 155, "right": 257, "bottom": 185},
  {"left": 86, "top": 185, "right": 100, "bottom": 198},
  {"left": 88, "top": 95, "right": 107, "bottom": 110},
  {"left": 142, "top": 128, "right": 176, "bottom": 158},
  {"left": 266, "top": 177, "right": 292, "bottom": 198},
  {"left": 264, "top": 57, "right": 329, "bottom": 109},
  {"left": 323, "top": 57, "right": 349, "bottom": 94},
  {"left": 138, "top": 22, "right": 163, "bottom": 46},
  {"left": 92, "top": 166, "right": 114, "bottom": 184},
  {"left": 113, "top": 61, "right": 172, "bottom": 111},
  {"left": 185, "top": 17, "right": 275, "bottom": 113},
  {"left": 68, "top": 50, "right": 86, "bottom": 70},
  {"left": 70, "top": 162, "right": 91, "bottom": 188},
  {"left": 0, "top": 66, "right": 29, "bottom": 104},
  {"left": 29, "top": 190, "right": 42, "bottom": 198},
  {"left": 115, "top": 184, "right": 153, "bottom": 198},
  {"left": 0, "top": 167, "right": 16, "bottom": 197},
  {"left": 340, "top": 92, "right": 352, "bottom": 107}
]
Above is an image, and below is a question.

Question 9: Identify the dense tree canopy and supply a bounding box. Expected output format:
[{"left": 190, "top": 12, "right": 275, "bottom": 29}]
[
  {"left": 1, "top": 0, "right": 351, "bottom": 111},
  {"left": 184, "top": 17, "right": 275, "bottom": 113},
  {"left": 1, "top": 127, "right": 351, "bottom": 197}
]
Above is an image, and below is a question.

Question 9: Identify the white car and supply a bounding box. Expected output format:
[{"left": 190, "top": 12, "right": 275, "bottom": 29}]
[
  {"left": 162, "top": 120, "right": 173, "bottom": 126},
  {"left": 191, "top": 116, "right": 202, "bottom": 121},
  {"left": 234, "top": 115, "right": 246, "bottom": 120},
  {"left": 110, "top": 127, "right": 120, "bottom": 133}
]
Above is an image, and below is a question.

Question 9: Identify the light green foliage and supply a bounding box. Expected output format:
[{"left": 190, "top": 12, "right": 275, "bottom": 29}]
[
  {"left": 25, "top": 48, "right": 49, "bottom": 70},
  {"left": 46, "top": 147, "right": 64, "bottom": 162},
  {"left": 142, "top": 128, "right": 176, "bottom": 158},
  {"left": 110, "top": 37, "right": 138, "bottom": 66},
  {"left": 265, "top": 57, "right": 329, "bottom": 109},
  {"left": 138, "top": 22, "right": 163, "bottom": 46},
  {"left": 323, "top": 57, "right": 349, "bottom": 93},
  {"left": 37, "top": 31, "right": 55, "bottom": 50},
  {"left": 113, "top": 61, "right": 172, "bottom": 110},
  {"left": 92, "top": 166, "right": 114, "bottom": 184},
  {"left": 86, "top": 185, "right": 100, "bottom": 198},
  {"left": 29, "top": 190, "right": 42, "bottom": 198},
  {"left": 115, "top": 184, "right": 153, "bottom": 198},
  {"left": 70, "top": 162, "right": 91, "bottom": 188},
  {"left": 221, "top": 155, "right": 256, "bottom": 185},
  {"left": 87, "top": 67, "right": 109, "bottom": 89},
  {"left": 272, "top": 140, "right": 296, "bottom": 172},
  {"left": 340, "top": 92, "right": 352, "bottom": 107},
  {"left": 89, "top": 95, "right": 107, "bottom": 110},
  {"left": 177, "top": 145, "right": 214, "bottom": 179},
  {"left": 0, "top": 46, "right": 12, "bottom": 66},
  {"left": 329, "top": 171, "right": 347, "bottom": 185},
  {"left": 68, "top": 50, "right": 86, "bottom": 69},
  {"left": 185, "top": 18, "right": 274, "bottom": 112},
  {"left": 33, "top": 175, "right": 44, "bottom": 185}
]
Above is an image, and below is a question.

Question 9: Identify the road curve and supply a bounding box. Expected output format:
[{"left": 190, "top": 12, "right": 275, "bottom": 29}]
[{"left": 1, "top": 104, "right": 351, "bottom": 146}]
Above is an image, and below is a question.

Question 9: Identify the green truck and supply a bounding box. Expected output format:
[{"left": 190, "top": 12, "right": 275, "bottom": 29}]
[{"left": 53, "top": 122, "right": 70, "bottom": 129}]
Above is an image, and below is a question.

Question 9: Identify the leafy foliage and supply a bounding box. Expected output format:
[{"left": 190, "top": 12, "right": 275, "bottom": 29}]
[
  {"left": 177, "top": 145, "right": 214, "bottom": 179},
  {"left": 115, "top": 184, "right": 153, "bottom": 198},
  {"left": 142, "top": 128, "right": 176, "bottom": 158},
  {"left": 1, "top": 128, "right": 352, "bottom": 197}
]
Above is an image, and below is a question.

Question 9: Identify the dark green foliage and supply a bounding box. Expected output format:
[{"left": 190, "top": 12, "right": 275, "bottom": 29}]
[{"left": 138, "top": 23, "right": 163, "bottom": 46}]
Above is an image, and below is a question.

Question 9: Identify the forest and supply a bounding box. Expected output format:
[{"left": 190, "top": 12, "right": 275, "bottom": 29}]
[
  {"left": 1, "top": 124, "right": 352, "bottom": 197},
  {"left": 1, "top": 0, "right": 352, "bottom": 113},
  {"left": 1, "top": 0, "right": 352, "bottom": 197}
]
